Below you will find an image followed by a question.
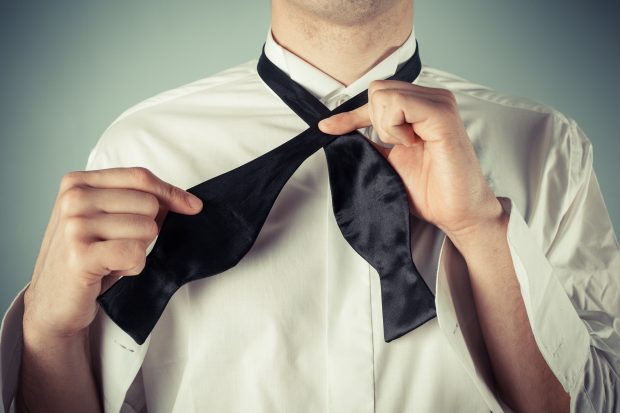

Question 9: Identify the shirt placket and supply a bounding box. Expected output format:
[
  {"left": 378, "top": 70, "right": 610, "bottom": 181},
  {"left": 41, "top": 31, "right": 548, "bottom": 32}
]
[{"left": 324, "top": 92, "right": 376, "bottom": 412}]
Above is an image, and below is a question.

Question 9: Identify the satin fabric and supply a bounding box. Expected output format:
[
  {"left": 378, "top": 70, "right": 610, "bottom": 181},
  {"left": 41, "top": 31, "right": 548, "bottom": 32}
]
[
  {"left": 97, "top": 45, "right": 436, "bottom": 345},
  {"left": 2, "top": 31, "right": 619, "bottom": 411}
]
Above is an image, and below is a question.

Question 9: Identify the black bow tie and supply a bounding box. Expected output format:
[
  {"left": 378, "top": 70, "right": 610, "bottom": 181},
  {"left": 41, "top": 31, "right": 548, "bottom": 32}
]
[{"left": 98, "top": 44, "right": 436, "bottom": 345}]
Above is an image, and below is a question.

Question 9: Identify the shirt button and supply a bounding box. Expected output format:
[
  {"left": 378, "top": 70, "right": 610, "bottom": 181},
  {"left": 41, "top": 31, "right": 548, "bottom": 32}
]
[{"left": 333, "top": 93, "right": 349, "bottom": 107}]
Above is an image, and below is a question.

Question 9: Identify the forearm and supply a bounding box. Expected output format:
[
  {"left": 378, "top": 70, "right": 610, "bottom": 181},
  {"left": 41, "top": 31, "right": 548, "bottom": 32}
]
[
  {"left": 447, "top": 201, "right": 569, "bottom": 413},
  {"left": 17, "top": 321, "right": 102, "bottom": 413}
]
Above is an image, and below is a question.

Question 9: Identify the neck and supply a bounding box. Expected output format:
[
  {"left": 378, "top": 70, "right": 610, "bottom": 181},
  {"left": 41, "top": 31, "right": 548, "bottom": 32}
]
[{"left": 271, "top": 1, "right": 413, "bottom": 86}]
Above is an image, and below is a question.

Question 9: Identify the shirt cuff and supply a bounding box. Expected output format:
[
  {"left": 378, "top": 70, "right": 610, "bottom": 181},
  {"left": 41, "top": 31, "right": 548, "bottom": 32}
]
[
  {"left": 1, "top": 284, "right": 28, "bottom": 413},
  {"left": 497, "top": 196, "right": 590, "bottom": 394}
]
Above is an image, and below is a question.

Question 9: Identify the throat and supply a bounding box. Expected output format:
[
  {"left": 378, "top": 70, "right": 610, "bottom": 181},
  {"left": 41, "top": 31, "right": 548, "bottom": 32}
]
[{"left": 271, "top": 0, "right": 413, "bottom": 86}]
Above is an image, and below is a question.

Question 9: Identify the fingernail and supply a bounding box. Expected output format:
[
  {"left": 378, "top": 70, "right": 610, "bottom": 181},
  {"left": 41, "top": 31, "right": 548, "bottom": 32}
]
[
  {"left": 318, "top": 118, "right": 331, "bottom": 131},
  {"left": 186, "top": 194, "right": 203, "bottom": 210}
]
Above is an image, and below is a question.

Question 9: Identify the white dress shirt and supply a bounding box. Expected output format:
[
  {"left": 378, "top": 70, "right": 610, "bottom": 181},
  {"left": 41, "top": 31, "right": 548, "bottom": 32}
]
[{"left": 1, "top": 28, "right": 619, "bottom": 413}]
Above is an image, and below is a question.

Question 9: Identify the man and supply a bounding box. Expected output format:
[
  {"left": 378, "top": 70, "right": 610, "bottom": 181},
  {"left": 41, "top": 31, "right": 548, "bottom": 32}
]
[{"left": 1, "top": 0, "right": 618, "bottom": 412}]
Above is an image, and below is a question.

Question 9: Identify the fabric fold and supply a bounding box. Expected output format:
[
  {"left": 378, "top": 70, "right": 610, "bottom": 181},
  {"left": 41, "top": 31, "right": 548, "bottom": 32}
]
[{"left": 98, "top": 43, "right": 436, "bottom": 345}]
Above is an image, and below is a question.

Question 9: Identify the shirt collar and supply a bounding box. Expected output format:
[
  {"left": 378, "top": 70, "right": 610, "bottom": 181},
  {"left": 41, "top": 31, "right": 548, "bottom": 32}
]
[{"left": 263, "top": 25, "right": 417, "bottom": 107}]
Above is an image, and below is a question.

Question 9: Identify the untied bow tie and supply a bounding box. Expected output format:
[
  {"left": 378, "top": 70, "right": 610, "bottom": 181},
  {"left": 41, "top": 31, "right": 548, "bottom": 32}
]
[{"left": 98, "top": 44, "right": 437, "bottom": 345}]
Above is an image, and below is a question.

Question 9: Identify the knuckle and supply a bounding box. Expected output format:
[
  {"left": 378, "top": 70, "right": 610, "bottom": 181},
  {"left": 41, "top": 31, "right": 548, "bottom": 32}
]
[
  {"left": 438, "top": 89, "right": 457, "bottom": 104},
  {"left": 60, "top": 186, "right": 88, "bottom": 215},
  {"left": 65, "top": 244, "right": 85, "bottom": 272},
  {"left": 127, "top": 239, "right": 145, "bottom": 260},
  {"left": 143, "top": 194, "right": 160, "bottom": 217},
  {"left": 59, "top": 171, "right": 83, "bottom": 192},
  {"left": 161, "top": 183, "right": 179, "bottom": 203},
  {"left": 129, "top": 167, "right": 154, "bottom": 186},
  {"left": 140, "top": 218, "right": 159, "bottom": 240},
  {"left": 436, "top": 99, "right": 456, "bottom": 117},
  {"left": 374, "top": 124, "right": 394, "bottom": 142},
  {"left": 380, "top": 116, "right": 393, "bottom": 133},
  {"left": 124, "top": 241, "right": 146, "bottom": 273},
  {"left": 131, "top": 258, "right": 147, "bottom": 275},
  {"left": 64, "top": 216, "right": 87, "bottom": 240},
  {"left": 445, "top": 91, "right": 457, "bottom": 105},
  {"left": 378, "top": 131, "right": 397, "bottom": 144},
  {"left": 368, "top": 79, "right": 385, "bottom": 97},
  {"left": 372, "top": 88, "right": 389, "bottom": 101},
  {"left": 369, "top": 94, "right": 384, "bottom": 112},
  {"left": 369, "top": 79, "right": 387, "bottom": 92},
  {"left": 147, "top": 220, "right": 159, "bottom": 238},
  {"left": 391, "top": 91, "right": 409, "bottom": 107}
]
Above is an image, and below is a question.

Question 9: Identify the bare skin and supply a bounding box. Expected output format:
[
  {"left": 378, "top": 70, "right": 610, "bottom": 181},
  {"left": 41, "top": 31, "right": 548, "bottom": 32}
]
[
  {"left": 271, "top": 0, "right": 412, "bottom": 85},
  {"left": 18, "top": 1, "right": 569, "bottom": 412},
  {"left": 276, "top": 4, "right": 570, "bottom": 408},
  {"left": 18, "top": 168, "right": 202, "bottom": 412},
  {"left": 318, "top": 75, "right": 569, "bottom": 411}
]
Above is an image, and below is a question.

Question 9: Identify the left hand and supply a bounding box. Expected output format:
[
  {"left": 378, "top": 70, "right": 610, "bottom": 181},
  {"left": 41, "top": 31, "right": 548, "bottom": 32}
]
[{"left": 318, "top": 80, "right": 503, "bottom": 240}]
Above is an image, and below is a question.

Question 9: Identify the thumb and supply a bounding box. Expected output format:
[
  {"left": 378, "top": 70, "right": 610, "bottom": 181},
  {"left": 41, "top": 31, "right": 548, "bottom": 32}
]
[
  {"left": 318, "top": 104, "right": 371, "bottom": 135},
  {"left": 160, "top": 186, "right": 203, "bottom": 216},
  {"left": 145, "top": 174, "right": 203, "bottom": 216}
]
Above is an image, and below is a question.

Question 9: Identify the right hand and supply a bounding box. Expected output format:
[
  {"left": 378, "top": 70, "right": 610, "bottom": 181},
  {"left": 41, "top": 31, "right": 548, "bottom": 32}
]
[{"left": 22, "top": 167, "right": 203, "bottom": 340}]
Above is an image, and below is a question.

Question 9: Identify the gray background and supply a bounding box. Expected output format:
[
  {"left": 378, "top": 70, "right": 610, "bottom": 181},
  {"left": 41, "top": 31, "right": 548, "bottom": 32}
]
[{"left": 1, "top": 1, "right": 618, "bottom": 314}]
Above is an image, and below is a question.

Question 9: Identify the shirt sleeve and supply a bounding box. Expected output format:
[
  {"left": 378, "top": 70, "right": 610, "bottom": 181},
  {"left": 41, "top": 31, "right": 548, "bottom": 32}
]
[
  {"left": 0, "top": 140, "right": 150, "bottom": 413},
  {"left": 497, "top": 120, "right": 620, "bottom": 412},
  {"left": 0, "top": 286, "right": 27, "bottom": 413},
  {"left": 0, "top": 145, "right": 98, "bottom": 412},
  {"left": 120, "top": 370, "right": 147, "bottom": 413}
]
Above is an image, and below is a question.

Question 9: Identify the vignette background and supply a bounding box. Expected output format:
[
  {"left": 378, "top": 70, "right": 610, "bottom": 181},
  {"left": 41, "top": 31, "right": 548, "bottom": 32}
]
[{"left": 1, "top": 0, "right": 618, "bottom": 313}]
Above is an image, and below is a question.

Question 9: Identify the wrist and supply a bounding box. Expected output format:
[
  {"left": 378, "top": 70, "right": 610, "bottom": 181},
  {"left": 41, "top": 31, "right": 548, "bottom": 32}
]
[
  {"left": 444, "top": 197, "right": 509, "bottom": 257},
  {"left": 23, "top": 283, "right": 94, "bottom": 344},
  {"left": 23, "top": 311, "right": 88, "bottom": 350},
  {"left": 22, "top": 324, "right": 89, "bottom": 366}
]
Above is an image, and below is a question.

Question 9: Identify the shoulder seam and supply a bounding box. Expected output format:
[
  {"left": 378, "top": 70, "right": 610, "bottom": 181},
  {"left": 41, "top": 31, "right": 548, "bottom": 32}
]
[
  {"left": 88, "top": 61, "right": 259, "bottom": 167},
  {"left": 421, "top": 68, "right": 567, "bottom": 119},
  {"left": 106, "top": 61, "right": 259, "bottom": 130}
]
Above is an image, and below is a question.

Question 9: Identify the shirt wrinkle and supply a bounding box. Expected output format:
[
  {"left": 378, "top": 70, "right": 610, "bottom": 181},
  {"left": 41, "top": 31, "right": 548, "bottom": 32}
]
[{"left": 1, "top": 25, "right": 619, "bottom": 413}]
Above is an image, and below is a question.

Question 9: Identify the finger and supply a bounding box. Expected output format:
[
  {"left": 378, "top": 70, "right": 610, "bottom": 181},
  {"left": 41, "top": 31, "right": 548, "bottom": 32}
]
[
  {"left": 155, "top": 205, "right": 169, "bottom": 232},
  {"left": 100, "top": 274, "right": 122, "bottom": 294},
  {"left": 86, "top": 239, "right": 147, "bottom": 276},
  {"left": 317, "top": 84, "right": 453, "bottom": 136},
  {"left": 370, "top": 88, "right": 444, "bottom": 142},
  {"left": 318, "top": 104, "right": 371, "bottom": 135},
  {"left": 60, "top": 167, "right": 202, "bottom": 215},
  {"left": 381, "top": 106, "right": 418, "bottom": 147},
  {"left": 367, "top": 93, "right": 417, "bottom": 146},
  {"left": 385, "top": 123, "right": 418, "bottom": 147},
  {"left": 369, "top": 80, "right": 456, "bottom": 103},
  {"left": 75, "top": 214, "right": 159, "bottom": 244},
  {"left": 367, "top": 139, "right": 391, "bottom": 158},
  {"left": 60, "top": 187, "right": 161, "bottom": 218},
  {"left": 367, "top": 100, "right": 402, "bottom": 146}
]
